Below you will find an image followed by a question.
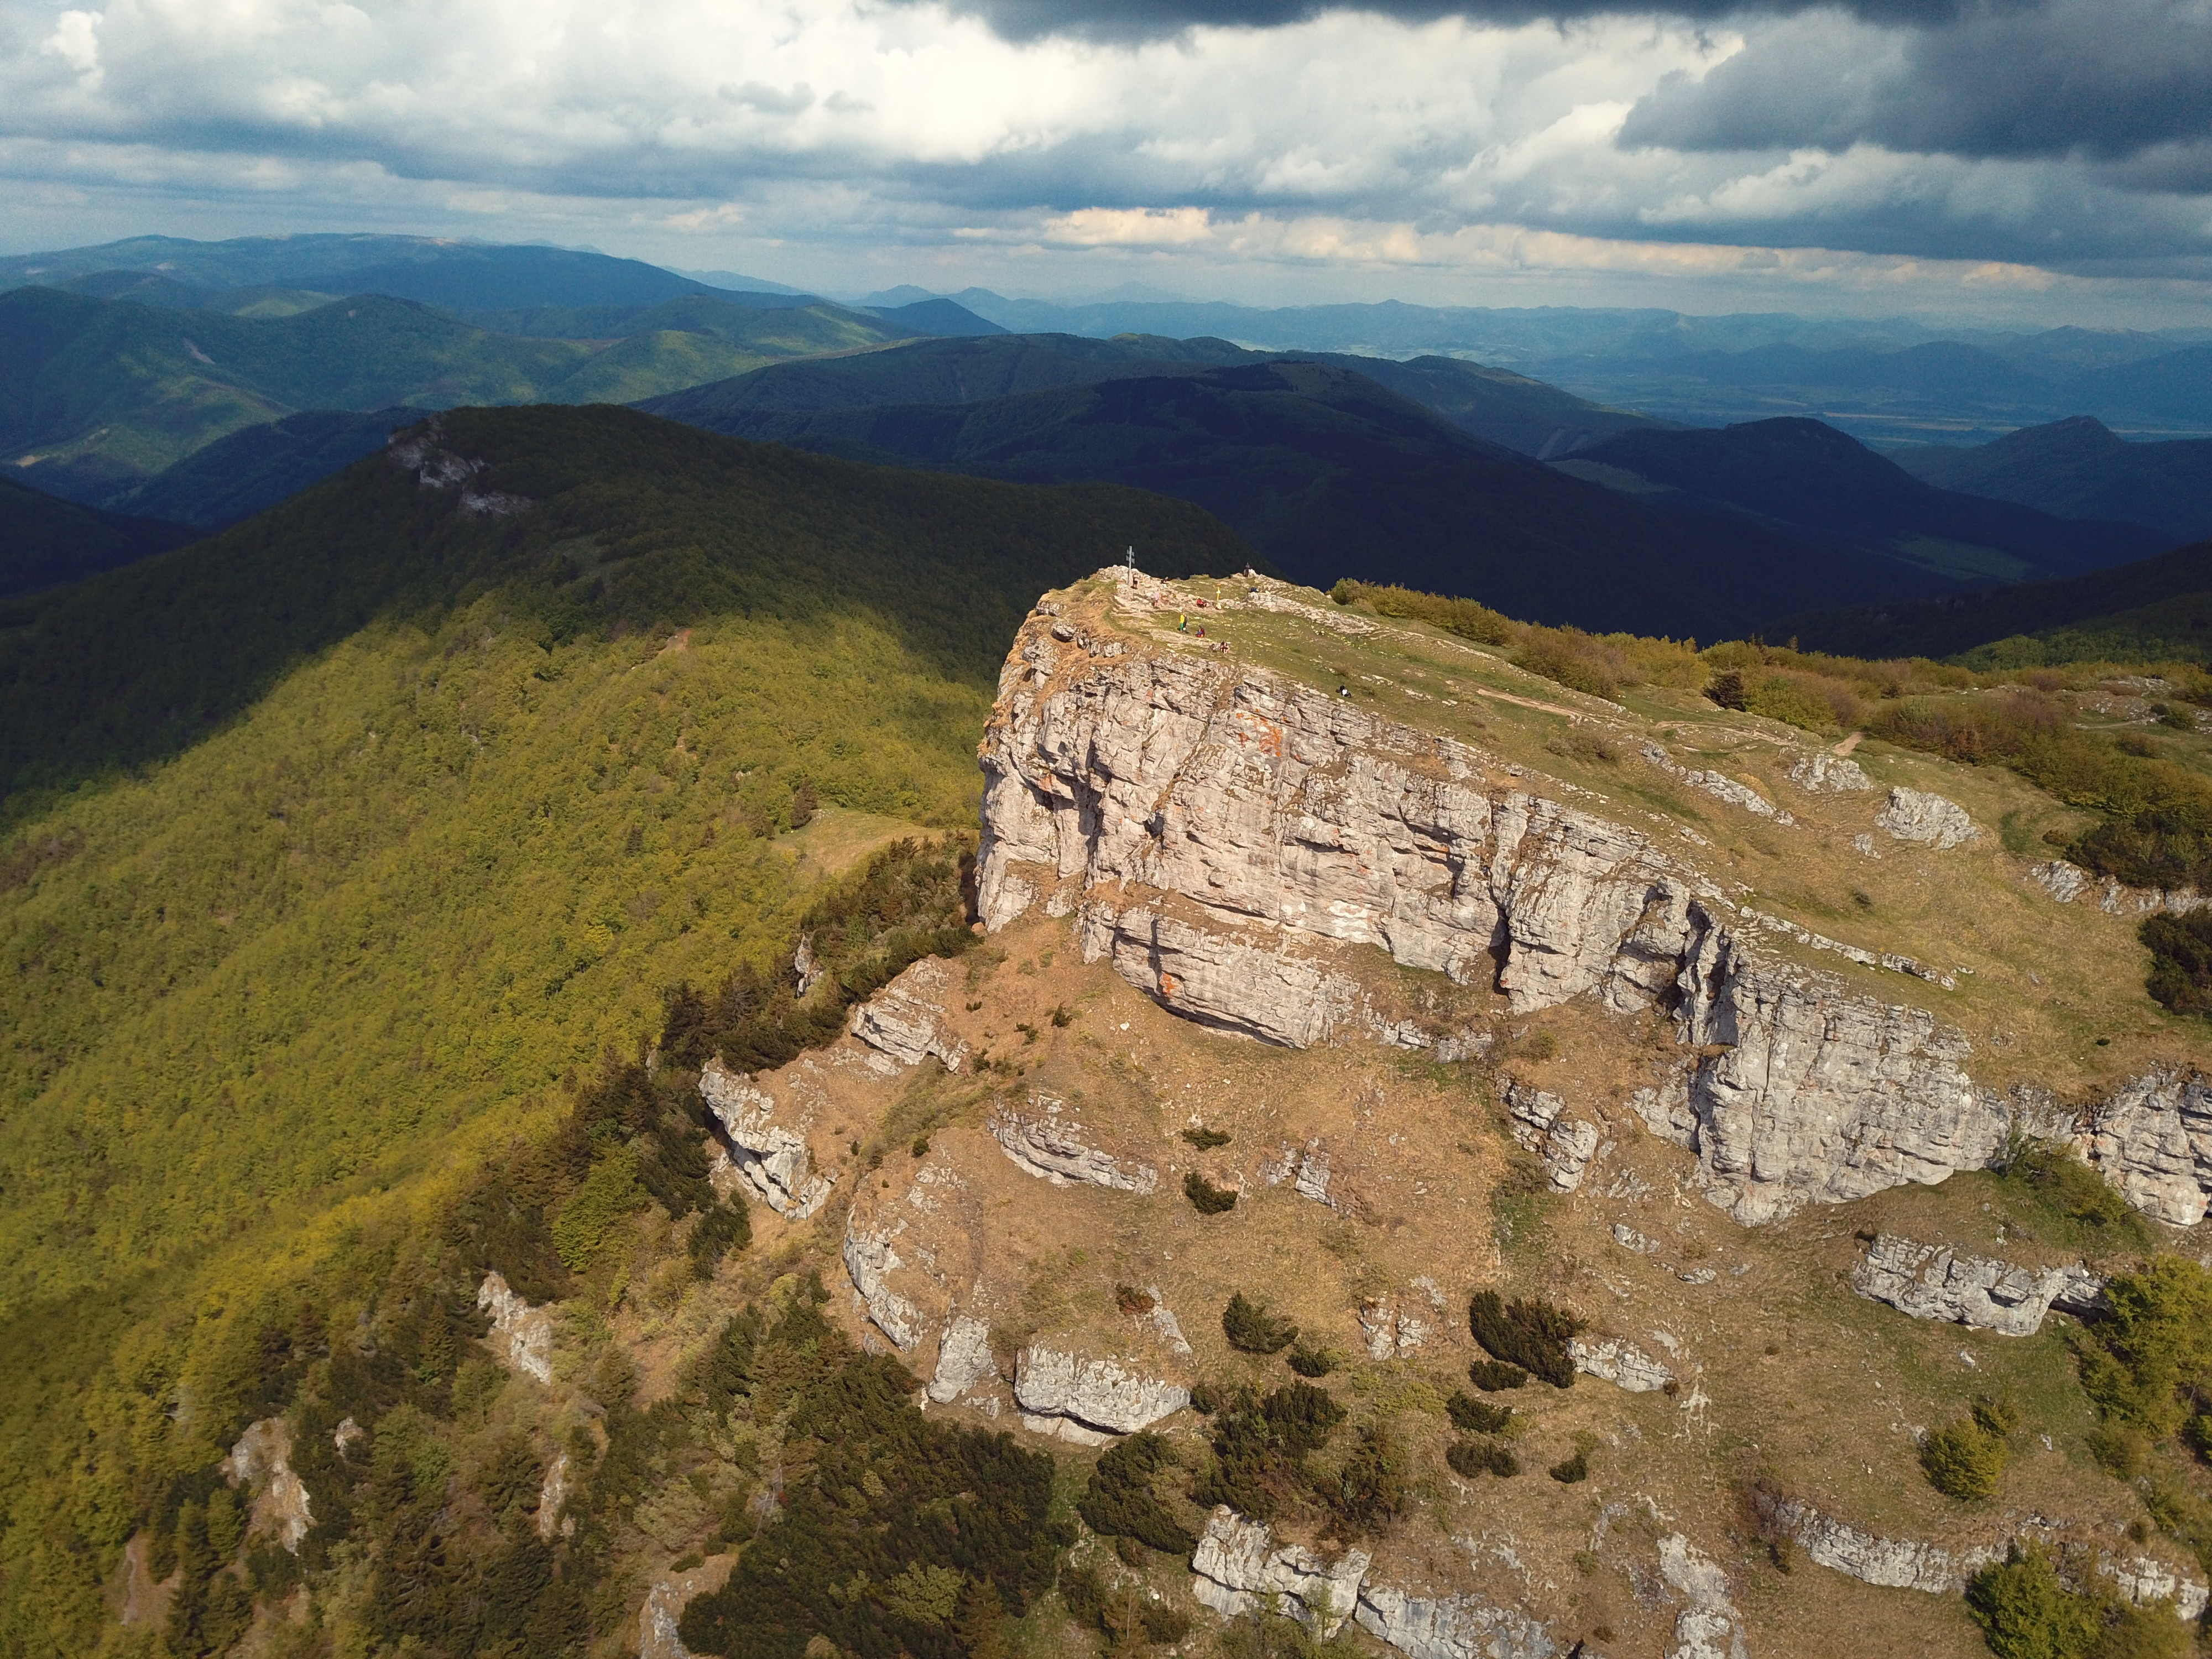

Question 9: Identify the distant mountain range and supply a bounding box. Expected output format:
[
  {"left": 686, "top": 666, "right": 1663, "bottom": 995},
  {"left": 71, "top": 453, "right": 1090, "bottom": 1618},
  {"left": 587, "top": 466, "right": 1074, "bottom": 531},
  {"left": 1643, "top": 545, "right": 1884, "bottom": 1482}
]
[
  {"left": 1896, "top": 416, "right": 2212, "bottom": 547},
  {"left": 1558, "top": 417, "right": 2162, "bottom": 587},
  {"left": 0, "top": 255, "right": 999, "bottom": 504},
  {"left": 873, "top": 288, "right": 2212, "bottom": 446},
  {"left": 648, "top": 354, "right": 2006, "bottom": 639}
]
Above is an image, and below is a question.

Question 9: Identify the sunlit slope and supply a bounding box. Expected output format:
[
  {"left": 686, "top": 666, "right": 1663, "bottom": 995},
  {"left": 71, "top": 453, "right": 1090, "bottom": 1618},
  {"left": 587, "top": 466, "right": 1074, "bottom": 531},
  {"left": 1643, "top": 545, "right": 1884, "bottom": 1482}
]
[{"left": 0, "top": 404, "right": 1250, "bottom": 1314}]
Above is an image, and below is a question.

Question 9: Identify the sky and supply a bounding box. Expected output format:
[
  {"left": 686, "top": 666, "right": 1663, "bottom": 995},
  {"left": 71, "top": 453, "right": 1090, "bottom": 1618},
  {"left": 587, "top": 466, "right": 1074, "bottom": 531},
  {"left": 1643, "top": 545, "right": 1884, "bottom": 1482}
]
[{"left": 2, "top": 0, "right": 2210, "bottom": 325}]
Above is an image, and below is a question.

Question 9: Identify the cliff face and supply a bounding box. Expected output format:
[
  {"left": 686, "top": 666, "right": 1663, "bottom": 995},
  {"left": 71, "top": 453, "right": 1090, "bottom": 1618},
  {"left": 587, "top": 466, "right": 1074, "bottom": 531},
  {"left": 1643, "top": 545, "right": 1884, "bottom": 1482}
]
[{"left": 975, "top": 572, "right": 2209, "bottom": 1228}]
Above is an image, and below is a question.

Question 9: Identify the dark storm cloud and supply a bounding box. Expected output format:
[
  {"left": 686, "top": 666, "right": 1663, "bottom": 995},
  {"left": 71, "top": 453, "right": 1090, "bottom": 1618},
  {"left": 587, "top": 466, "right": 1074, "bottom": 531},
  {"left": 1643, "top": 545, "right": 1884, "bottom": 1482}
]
[
  {"left": 1618, "top": 0, "right": 2212, "bottom": 161},
  {"left": 930, "top": 0, "right": 2002, "bottom": 41}
]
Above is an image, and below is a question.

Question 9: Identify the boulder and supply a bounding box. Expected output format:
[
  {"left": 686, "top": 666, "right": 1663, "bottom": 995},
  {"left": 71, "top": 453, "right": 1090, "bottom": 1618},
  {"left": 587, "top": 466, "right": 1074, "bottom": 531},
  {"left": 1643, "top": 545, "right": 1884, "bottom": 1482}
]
[
  {"left": 987, "top": 1098, "right": 1157, "bottom": 1192},
  {"left": 698, "top": 1060, "right": 834, "bottom": 1219},
  {"left": 928, "top": 1314, "right": 997, "bottom": 1404},
  {"left": 1787, "top": 753, "right": 1872, "bottom": 792},
  {"left": 849, "top": 958, "right": 968, "bottom": 1074},
  {"left": 1190, "top": 1507, "right": 1370, "bottom": 1636},
  {"left": 477, "top": 1271, "right": 555, "bottom": 1384},
  {"left": 1571, "top": 1336, "right": 1674, "bottom": 1392},
  {"left": 1014, "top": 1347, "right": 1187, "bottom": 1442},
  {"left": 1850, "top": 1234, "right": 2104, "bottom": 1335},
  {"left": 1657, "top": 1533, "right": 1747, "bottom": 1659},
  {"left": 1877, "top": 786, "right": 1979, "bottom": 849},
  {"left": 1503, "top": 1081, "right": 1601, "bottom": 1193},
  {"left": 1353, "top": 1585, "right": 1556, "bottom": 1659},
  {"left": 1358, "top": 1293, "right": 1431, "bottom": 1361}
]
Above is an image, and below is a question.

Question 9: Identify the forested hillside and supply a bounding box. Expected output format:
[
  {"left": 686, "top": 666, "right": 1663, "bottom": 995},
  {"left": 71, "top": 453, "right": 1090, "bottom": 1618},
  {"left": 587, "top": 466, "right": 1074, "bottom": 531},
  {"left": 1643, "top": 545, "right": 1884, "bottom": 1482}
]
[{"left": 0, "top": 406, "right": 1244, "bottom": 1651}]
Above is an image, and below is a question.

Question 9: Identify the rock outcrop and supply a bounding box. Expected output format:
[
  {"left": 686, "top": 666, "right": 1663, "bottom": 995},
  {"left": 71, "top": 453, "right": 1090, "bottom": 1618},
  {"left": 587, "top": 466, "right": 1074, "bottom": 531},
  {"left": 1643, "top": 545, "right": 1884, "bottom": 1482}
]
[
  {"left": 1263, "top": 1139, "right": 1337, "bottom": 1207},
  {"left": 227, "top": 1419, "right": 312, "bottom": 1554},
  {"left": 979, "top": 638, "right": 1720, "bottom": 1029},
  {"left": 1353, "top": 1586, "right": 1555, "bottom": 1659},
  {"left": 849, "top": 959, "right": 968, "bottom": 1075},
  {"left": 1644, "top": 743, "right": 1794, "bottom": 823},
  {"left": 1503, "top": 1081, "right": 1601, "bottom": 1193},
  {"left": 1638, "top": 931, "right": 2007, "bottom": 1224},
  {"left": 1766, "top": 1496, "right": 1990, "bottom": 1593},
  {"left": 1190, "top": 1507, "right": 1369, "bottom": 1635},
  {"left": 1787, "top": 753, "right": 1871, "bottom": 792},
  {"left": 843, "top": 1219, "right": 924, "bottom": 1350},
  {"left": 2088, "top": 1070, "right": 2212, "bottom": 1225},
  {"left": 977, "top": 598, "right": 2206, "bottom": 1233},
  {"left": 1358, "top": 1293, "right": 1432, "bottom": 1360},
  {"left": 1014, "top": 1347, "right": 1187, "bottom": 1443},
  {"left": 477, "top": 1272, "right": 555, "bottom": 1384},
  {"left": 1851, "top": 1234, "right": 2104, "bottom": 1335},
  {"left": 928, "top": 1314, "right": 997, "bottom": 1404},
  {"left": 987, "top": 1097, "right": 1157, "bottom": 1192},
  {"left": 1658, "top": 1533, "right": 1747, "bottom": 1659},
  {"left": 698, "top": 1059, "right": 834, "bottom": 1219},
  {"left": 1572, "top": 1335, "right": 1675, "bottom": 1392},
  {"left": 1877, "top": 787, "right": 1979, "bottom": 849},
  {"left": 537, "top": 1451, "right": 572, "bottom": 1541}
]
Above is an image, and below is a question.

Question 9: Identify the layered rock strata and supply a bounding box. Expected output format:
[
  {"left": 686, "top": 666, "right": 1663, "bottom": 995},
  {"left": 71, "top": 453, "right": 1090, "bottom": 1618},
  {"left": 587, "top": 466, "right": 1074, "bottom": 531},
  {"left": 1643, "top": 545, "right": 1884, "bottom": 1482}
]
[
  {"left": 928, "top": 1314, "right": 997, "bottom": 1404},
  {"left": 978, "top": 594, "right": 2212, "bottom": 1229},
  {"left": 1503, "top": 1082, "right": 1601, "bottom": 1193},
  {"left": 477, "top": 1272, "right": 555, "bottom": 1384},
  {"left": 1572, "top": 1336, "right": 1675, "bottom": 1392},
  {"left": 849, "top": 959, "right": 968, "bottom": 1074},
  {"left": 1850, "top": 1234, "right": 2104, "bottom": 1335},
  {"left": 843, "top": 1220, "right": 924, "bottom": 1350},
  {"left": 1877, "top": 787, "right": 1979, "bottom": 849},
  {"left": 698, "top": 1059, "right": 834, "bottom": 1219},
  {"left": 1190, "top": 1508, "right": 1370, "bottom": 1635},
  {"left": 987, "top": 1098, "right": 1157, "bottom": 1192},
  {"left": 2089, "top": 1071, "right": 2212, "bottom": 1225},
  {"left": 1643, "top": 743, "right": 1794, "bottom": 824},
  {"left": 1353, "top": 1586, "right": 1556, "bottom": 1659},
  {"left": 1013, "top": 1347, "right": 1187, "bottom": 1443}
]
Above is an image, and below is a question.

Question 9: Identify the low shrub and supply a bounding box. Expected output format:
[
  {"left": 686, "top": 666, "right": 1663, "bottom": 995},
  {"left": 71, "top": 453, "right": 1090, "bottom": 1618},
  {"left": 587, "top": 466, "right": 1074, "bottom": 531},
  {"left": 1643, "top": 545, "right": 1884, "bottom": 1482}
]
[
  {"left": 2143, "top": 911, "right": 2212, "bottom": 1019},
  {"left": 1078, "top": 1433, "right": 1198, "bottom": 1556},
  {"left": 1181, "top": 1126, "right": 1233, "bottom": 1150},
  {"left": 1445, "top": 1438, "right": 1518, "bottom": 1479},
  {"left": 1185, "top": 1172, "right": 1239, "bottom": 1215},
  {"left": 1286, "top": 1343, "right": 1337, "bottom": 1379},
  {"left": 1467, "top": 1360, "right": 1528, "bottom": 1391},
  {"left": 1548, "top": 1449, "right": 1589, "bottom": 1484},
  {"left": 1962, "top": 1546, "right": 2188, "bottom": 1659},
  {"left": 1999, "top": 1140, "right": 2142, "bottom": 1241},
  {"left": 1444, "top": 1391, "right": 1512, "bottom": 1435},
  {"left": 1922, "top": 1413, "right": 2010, "bottom": 1500},
  {"left": 2077, "top": 1256, "right": 2212, "bottom": 1439},
  {"left": 1323, "top": 1425, "right": 1410, "bottom": 1538},
  {"left": 1223, "top": 1294, "right": 1298, "bottom": 1355},
  {"left": 1468, "top": 1291, "right": 1580, "bottom": 1389},
  {"left": 1193, "top": 1383, "right": 1348, "bottom": 1521}
]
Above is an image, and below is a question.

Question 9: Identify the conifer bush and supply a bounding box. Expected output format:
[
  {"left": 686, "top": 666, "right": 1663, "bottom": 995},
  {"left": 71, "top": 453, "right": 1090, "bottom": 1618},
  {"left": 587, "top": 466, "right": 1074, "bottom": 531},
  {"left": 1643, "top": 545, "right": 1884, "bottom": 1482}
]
[
  {"left": 1078, "top": 1433, "right": 1198, "bottom": 1556},
  {"left": 1467, "top": 1291, "right": 1580, "bottom": 1388},
  {"left": 1186, "top": 1172, "right": 1240, "bottom": 1214},
  {"left": 1223, "top": 1294, "right": 1298, "bottom": 1355},
  {"left": 1445, "top": 1390, "right": 1513, "bottom": 1435},
  {"left": 1446, "top": 1438, "right": 1519, "bottom": 1478},
  {"left": 1467, "top": 1360, "right": 1528, "bottom": 1391}
]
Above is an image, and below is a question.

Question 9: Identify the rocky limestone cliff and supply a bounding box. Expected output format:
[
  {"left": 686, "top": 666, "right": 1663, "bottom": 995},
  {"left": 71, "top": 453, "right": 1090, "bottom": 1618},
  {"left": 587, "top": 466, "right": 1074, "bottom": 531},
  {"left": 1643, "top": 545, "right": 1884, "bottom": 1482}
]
[
  {"left": 476, "top": 1272, "right": 555, "bottom": 1384},
  {"left": 1013, "top": 1346, "right": 1188, "bottom": 1443},
  {"left": 699, "top": 1059, "right": 834, "bottom": 1219},
  {"left": 1850, "top": 1233, "right": 2104, "bottom": 1335},
  {"left": 974, "top": 594, "right": 2212, "bottom": 1228},
  {"left": 1190, "top": 1507, "right": 1370, "bottom": 1635}
]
